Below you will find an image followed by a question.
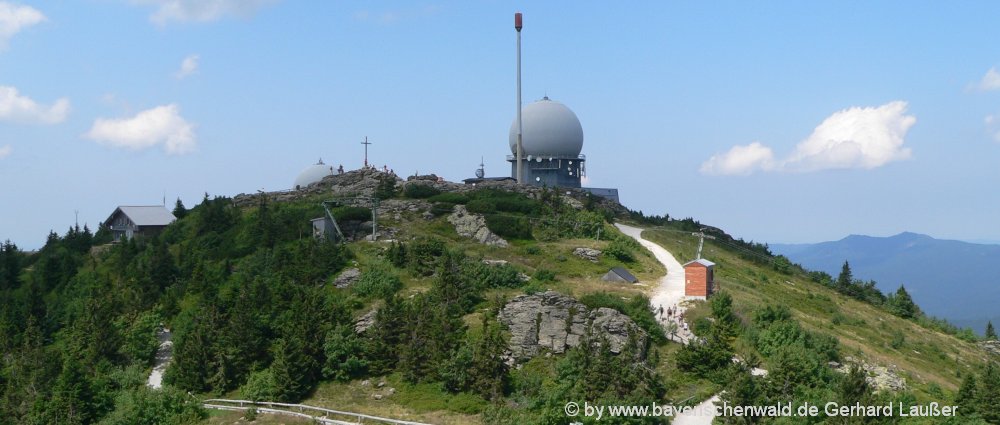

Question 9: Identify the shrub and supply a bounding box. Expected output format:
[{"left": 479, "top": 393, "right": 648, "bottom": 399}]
[
  {"left": 464, "top": 261, "right": 523, "bottom": 289},
  {"left": 242, "top": 369, "right": 277, "bottom": 402},
  {"left": 485, "top": 215, "right": 532, "bottom": 240},
  {"left": 533, "top": 269, "right": 556, "bottom": 282},
  {"left": 408, "top": 238, "right": 445, "bottom": 276},
  {"left": 332, "top": 206, "right": 371, "bottom": 222},
  {"left": 430, "top": 202, "right": 456, "bottom": 217},
  {"left": 465, "top": 199, "right": 496, "bottom": 215},
  {"left": 353, "top": 261, "right": 403, "bottom": 299},
  {"left": 403, "top": 183, "right": 441, "bottom": 199},
  {"left": 605, "top": 238, "right": 636, "bottom": 262}
]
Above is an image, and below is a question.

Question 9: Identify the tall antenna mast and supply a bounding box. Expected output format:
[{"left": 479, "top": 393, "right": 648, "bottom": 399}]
[
  {"left": 362, "top": 137, "right": 372, "bottom": 168},
  {"left": 514, "top": 12, "right": 524, "bottom": 185}
]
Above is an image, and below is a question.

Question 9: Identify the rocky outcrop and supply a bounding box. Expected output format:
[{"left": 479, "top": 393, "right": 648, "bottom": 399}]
[
  {"left": 333, "top": 268, "right": 361, "bottom": 288},
  {"left": 831, "top": 357, "right": 906, "bottom": 392},
  {"left": 573, "top": 247, "right": 602, "bottom": 262},
  {"left": 499, "top": 291, "right": 647, "bottom": 363},
  {"left": 979, "top": 340, "right": 1000, "bottom": 357},
  {"left": 447, "top": 205, "right": 508, "bottom": 247},
  {"left": 355, "top": 309, "right": 377, "bottom": 334}
]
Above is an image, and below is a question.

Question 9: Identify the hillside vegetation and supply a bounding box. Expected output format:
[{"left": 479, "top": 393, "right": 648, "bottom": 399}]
[{"left": 0, "top": 175, "right": 998, "bottom": 424}]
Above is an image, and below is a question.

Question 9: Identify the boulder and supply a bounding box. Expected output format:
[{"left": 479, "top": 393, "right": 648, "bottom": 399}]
[
  {"left": 447, "top": 205, "right": 508, "bottom": 247},
  {"left": 832, "top": 356, "right": 906, "bottom": 392},
  {"left": 333, "top": 268, "right": 361, "bottom": 288},
  {"left": 499, "top": 291, "right": 647, "bottom": 363},
  {"left": 573, "top": 247, "right": 602, "bottom": 262},
  {"left": 354, "top": 309, "right": 377, "bottom": 334}
]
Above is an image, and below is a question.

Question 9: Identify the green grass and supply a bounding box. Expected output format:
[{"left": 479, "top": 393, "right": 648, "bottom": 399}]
[{"left": 639, "top": 225, "right": 987, "bottom": 401}]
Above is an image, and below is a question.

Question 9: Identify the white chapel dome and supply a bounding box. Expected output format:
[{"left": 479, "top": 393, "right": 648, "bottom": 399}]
[
  {"left": 295, "top": 159, "right": 334, "bottom": 189},
  {"left": 508, "top": 96, "right": 584, "bottom": 157}
]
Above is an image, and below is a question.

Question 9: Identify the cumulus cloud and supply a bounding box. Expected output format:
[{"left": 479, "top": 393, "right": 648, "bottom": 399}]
[
  {"left": 84, "top": 104, "right": 196, "bottom": 154},
  {"left": 0, "top": 1, "right": 45, "bottom": 49},
  {"left": 0, "top": 144, "right": 10, "bottom": 159},
  {"left": 700, "top": 142, "right": 775, "bottom": 176},
  {"left": 174, "top": 54, "right": 198, "bottom": 79},
  {"left": 975, "top": 67, "right": 1000, "bottom": 92},
  {"left": 701, "top": 101, "right": 916, "bottom": 176},
  {"left": 0, "top": 85, "right": 70, "bottom": 124},
  {"left": 132, "top": 0, "right": 274, "bottom": 25}
]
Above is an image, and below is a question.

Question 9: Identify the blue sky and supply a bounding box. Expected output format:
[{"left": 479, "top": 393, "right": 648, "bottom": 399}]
[{"left": 3, "top": 1, "right": 1000, "bottom": 249}]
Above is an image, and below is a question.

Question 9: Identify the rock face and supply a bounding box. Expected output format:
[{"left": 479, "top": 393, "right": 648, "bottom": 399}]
[
  {"left": 355, "top": 309, "right": 377, "bottom": 334},
  {"left": 573, "top": 247, "right": 602, "bottom": 262},
  {"left": 333, "top": 268, "right": 361, "bottom": 288},
  {"left": 832, "top": 356, "right": 906, "bottom": 392},
  {"left": 447, "top": 205, "right": 508, "bottom": 247},
  {"left": 499, "top": 291, "right": 647, "bottom": 363},
  {"left": 979, "top": 340, "right": 1000, "bottom": 357}
]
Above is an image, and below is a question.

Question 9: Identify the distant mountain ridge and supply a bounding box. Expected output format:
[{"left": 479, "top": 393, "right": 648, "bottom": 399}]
[{"left": 771, "top": 232, "right": 1000, "bottom": 333}]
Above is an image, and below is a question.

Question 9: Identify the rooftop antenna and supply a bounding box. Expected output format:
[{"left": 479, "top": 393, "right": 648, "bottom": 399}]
[
  {"left": 514, "top": 11, "right": 524, "bottom": 185},
  {"left": 476, "top": 157, "right": 485, "bottom": 179},
  {"left": 74, "top": 210, "right": 79, "bottom": 228},
  {"left": 692, "top": 227, "right": 716, "bottom": 260},
  {"left": 361, "top": 137, "right": 372, "bottom": 168}
]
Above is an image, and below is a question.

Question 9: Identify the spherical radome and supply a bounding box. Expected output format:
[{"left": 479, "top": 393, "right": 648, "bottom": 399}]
[
  {"left": 295, "top": 159, "right": 334, "bottom": 189},
  {"left": 509, "top": 97, "right": 583, "bottom": 157}
]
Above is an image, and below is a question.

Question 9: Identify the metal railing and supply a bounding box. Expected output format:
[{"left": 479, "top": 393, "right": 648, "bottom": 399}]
[{"left": 202, "top": 399, "right": 432, "bottom": 425}]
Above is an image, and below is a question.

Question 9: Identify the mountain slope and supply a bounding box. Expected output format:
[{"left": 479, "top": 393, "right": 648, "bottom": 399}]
[{"left": 772, "top": 232, "right": 1000, "bottom": 332}]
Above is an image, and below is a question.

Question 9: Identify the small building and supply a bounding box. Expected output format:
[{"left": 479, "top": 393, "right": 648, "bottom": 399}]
[
  {"left": 311, "top": 216, "right": 335, "bottom": 240},
  {"left": 602, "top": 267, "right": 638, "bottom": 284},
  {"left": 683, "top": 259, "right": 715, "bottom": 299},
  {"left": 104, "top": 205, "right": 176, "bottom": 242}
]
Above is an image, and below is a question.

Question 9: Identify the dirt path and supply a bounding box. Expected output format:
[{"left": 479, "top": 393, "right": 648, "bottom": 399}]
[{"left": 147, "top": 327, "right": 172, "bottom": 389}]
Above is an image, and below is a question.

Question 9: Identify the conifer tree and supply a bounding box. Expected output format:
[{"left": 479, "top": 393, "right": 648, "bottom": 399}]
[
  {"left": 978, "top": 363, "right": 1000, "bottom": 423},
  {"left": 836, "top": 261, "right": 853, "bottom": 290},
  {"left": 986, "top": 321, "right": 997, "bottom": 340},
  {"left": 956, "top": 372, "right": 978, "bottom": 418},
  {"left": 172, "top": 197, "right": 187, "bottom": 219},
  {"left": 889, "top": 285, "right": 919, "bottom": 319},
  {"left": 46, "top": 356, "right": 94, "bottom": 425}
]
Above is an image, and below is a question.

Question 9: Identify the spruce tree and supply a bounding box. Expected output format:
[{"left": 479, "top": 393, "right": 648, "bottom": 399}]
[
  {"left": 836, "top": 261, "right": 853, "bottom": 290},
  {"left": 889, "top": 285, "right": 919, "bottom": 319},
  {"left": 978, "top": 363, "right": 1000, "bottom": 423},
  {"left": 956, "top": 372, "right": 978, "bottom": 418},
  {"left": 172, "top": 198, "right": 187, "bottom": 219},
  {"left": 986, "top": 321, "right": 997, "bottom": 340}
]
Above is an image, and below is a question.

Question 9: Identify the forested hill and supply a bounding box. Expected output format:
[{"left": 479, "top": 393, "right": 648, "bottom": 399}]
[
  {"left": 1, "top": 170, "right": 998, "bottom": 424},
  {"left": 772, "top": 232, "right": 1000, "bottom": 333}
]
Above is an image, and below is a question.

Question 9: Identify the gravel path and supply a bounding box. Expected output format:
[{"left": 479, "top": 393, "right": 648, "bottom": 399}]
[
  {"left": 146, "top": 327, "right": 173, "bottom": 389},
  {"left": 615, "top": 223, "right": 717, "bottom": 424}
]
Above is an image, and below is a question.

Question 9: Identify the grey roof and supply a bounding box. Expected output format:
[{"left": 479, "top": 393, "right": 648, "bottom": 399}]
[
  {"left": 607, "top": 267, "right": 638, "bottom": 283},
  {"left": 110, "top": 206, "right": 176, "bottom": 226},
  {"left": 683, "top": 259, "right": 716, "bottom": 267}
]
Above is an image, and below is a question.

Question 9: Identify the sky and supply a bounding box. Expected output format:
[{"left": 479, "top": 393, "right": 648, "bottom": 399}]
[{"left": 3, "top": 1, "right": 1000, "bottom": 249}]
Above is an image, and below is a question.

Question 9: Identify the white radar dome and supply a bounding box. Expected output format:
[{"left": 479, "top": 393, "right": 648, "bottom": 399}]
[
  {"left": 508, "top": 96, "right": 583, "bottom": 157},
  {"left": 295, "top": 159, "right": 334, "bottom": 189}
]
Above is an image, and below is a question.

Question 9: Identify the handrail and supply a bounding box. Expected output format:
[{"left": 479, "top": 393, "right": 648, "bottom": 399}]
[{"left": 202, "top": 399, "right": 432, "bottom": 425}]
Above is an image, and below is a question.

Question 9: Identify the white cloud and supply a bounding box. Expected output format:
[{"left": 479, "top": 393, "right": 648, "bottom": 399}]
[
  {"left": 84, "top": 104, "right": 196, "bottom": 154},
  {"left": 0, "top": 85, "right": 70, "bottom": 124},
  {"left": 701, "top": 101, "right": 916, "bottom": 176},
  {"left": 699, "top": 142, "right": 775, "bottom": 176},
  {"left": 132, "top": 0, "right": 274, "bottom": 25},
  {"left": 976, "top": 67, "right": 1000, "bottom": 92},
  {"left": 174, "top": 54, "right": 198, "bottom": 79},
  {"left": 0, "top": 1, "right": 45, "bottom": 50},
  {"left": 986, "top": 114, "right": 1000, "bottom": 143},
  {"left": 0, "top": 144, "right": 10, "bottom": 159}
]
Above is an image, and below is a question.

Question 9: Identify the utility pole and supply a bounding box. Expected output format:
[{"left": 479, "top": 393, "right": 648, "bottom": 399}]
[
  {"left": 514, "top": 12, "right": 524, "bottom": 185},
  {"left": 692, "top": 228, "right": 716, "bottom": 260},
  {"left": 362, "top": 137, "right": 372, "bottom": 168}
]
